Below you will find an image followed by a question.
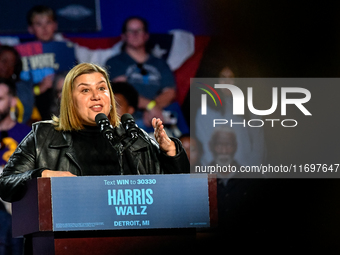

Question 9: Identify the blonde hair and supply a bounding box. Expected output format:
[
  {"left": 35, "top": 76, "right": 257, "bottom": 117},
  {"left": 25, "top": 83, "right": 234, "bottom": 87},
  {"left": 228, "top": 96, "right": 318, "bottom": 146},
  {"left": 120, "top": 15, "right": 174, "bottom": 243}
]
[{"left": 52, "top": 63, "right": 119, "bottom": 131}]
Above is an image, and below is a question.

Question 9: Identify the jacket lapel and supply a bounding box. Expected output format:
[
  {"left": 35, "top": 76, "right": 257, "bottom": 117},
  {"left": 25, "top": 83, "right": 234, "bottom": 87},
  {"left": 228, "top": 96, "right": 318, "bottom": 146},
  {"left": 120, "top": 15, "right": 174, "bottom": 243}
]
[{"left": 48, "top": 131, "right": 82, "bottom": 175}]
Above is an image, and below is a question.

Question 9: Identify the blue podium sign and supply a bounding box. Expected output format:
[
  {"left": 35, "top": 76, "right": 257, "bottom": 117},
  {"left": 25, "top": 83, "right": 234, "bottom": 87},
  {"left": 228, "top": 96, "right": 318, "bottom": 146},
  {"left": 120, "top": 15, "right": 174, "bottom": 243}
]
[{"left": 50, "top": 174, "right": 210, "bottom": 231}]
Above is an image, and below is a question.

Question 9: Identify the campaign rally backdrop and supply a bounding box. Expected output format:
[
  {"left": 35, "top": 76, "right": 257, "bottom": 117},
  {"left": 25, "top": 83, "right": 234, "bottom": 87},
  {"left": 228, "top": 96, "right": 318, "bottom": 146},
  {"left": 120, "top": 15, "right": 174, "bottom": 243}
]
[
  {"left": 15, "top": 41, "right": 77, "bottom": 84},
  {"left": 5, "top": 32, "right": 210, "bottom": 105}
]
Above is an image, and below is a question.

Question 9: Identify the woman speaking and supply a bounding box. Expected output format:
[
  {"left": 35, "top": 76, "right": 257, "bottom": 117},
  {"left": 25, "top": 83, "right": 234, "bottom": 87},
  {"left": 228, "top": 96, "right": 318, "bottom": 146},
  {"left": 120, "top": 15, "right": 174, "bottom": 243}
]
[{"left": 0, "top": 63, "right": 189, "bottom": 202}]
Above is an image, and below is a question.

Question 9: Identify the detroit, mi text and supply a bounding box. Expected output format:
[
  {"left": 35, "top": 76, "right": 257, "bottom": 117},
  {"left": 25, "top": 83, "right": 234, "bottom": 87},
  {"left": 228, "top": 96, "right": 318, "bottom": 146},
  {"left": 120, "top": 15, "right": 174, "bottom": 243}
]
[{"left": 113, "top": 220, "right": 150, "bottom": 227}]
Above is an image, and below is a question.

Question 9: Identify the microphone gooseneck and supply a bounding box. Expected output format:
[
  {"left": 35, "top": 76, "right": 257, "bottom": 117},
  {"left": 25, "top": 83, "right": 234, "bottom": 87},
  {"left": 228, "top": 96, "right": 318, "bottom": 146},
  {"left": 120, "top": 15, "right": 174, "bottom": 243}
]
[
  {"left": 95, "top": 113, "right": 141, "bottom": 175},
  {"left": 95, "top": 113, "right": 124, "bottom": 175}
]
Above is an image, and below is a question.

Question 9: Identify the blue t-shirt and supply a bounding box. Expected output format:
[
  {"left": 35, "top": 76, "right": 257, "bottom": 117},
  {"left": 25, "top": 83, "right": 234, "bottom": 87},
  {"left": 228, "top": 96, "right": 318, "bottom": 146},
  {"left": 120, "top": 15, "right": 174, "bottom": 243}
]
[
  {"left": 0, "top": 123, "right": 31, "bottom": 167},
  {"left": 105, "top": 52, "right": 175, "bottom": 100}
]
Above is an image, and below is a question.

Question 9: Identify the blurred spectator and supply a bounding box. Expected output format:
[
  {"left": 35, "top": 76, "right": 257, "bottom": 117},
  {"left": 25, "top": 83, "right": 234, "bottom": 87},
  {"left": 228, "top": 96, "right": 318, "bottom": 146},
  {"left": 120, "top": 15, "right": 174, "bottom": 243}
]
[
  {"left": 0, "top": 45, "right": 34, "bottom": 124},
  {"left": 208, "top": 127, "right": 264, "bottom": 228},
  {"left": 0, "top": 78, "right": 31, "bottom": 169},
  {"left": 209, "top": 127, "right": 240, "bottom": 177},
  {"left": 26, "top": 5, "right": 57, "bottom": 121},
  {"left": 26, "top": 5, "right": 76, "bottom": 121},
  {"left": 26, "top": 5, "right": 62, "bottom": 42},
  {"left": 0, "top": 78, "right": 31, "bottom": 229},
  {"left": 105, "top": 17, "right": 178, "bottom": 129},
  {"left": 111, "top": 82, "right": 139, "bottom": 118},
  {"left": 111, "top": 80, "right": 187, "bottom": 138},
  {"left": 111, "top": 81, "right": 184, "bottom": 139},
  {"left": 50, "top": 71, "right": 67, "bottom": 116}
]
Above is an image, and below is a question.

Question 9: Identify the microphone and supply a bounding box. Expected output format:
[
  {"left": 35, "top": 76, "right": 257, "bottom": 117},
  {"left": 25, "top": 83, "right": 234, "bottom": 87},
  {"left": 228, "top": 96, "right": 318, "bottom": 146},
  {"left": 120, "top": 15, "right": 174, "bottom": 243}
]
[
  {"left": 121, "top": 113, "right": 139, "bottom": 139},
  {"left": 95, "top": 113, "right": 124, "bottom": 175},
  {"left": 95, "top": 113, "right": 114, "bottom": 141}
]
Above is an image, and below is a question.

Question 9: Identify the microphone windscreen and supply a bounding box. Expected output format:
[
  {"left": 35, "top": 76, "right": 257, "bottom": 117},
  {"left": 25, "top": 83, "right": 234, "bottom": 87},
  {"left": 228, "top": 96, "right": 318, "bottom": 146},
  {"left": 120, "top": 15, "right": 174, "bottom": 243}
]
[
  {"left": 121, "top": 113, "right": 134, "bottom": 124},
  {"left": 95, "top": 113, "right": 108, "bottom": 125}
]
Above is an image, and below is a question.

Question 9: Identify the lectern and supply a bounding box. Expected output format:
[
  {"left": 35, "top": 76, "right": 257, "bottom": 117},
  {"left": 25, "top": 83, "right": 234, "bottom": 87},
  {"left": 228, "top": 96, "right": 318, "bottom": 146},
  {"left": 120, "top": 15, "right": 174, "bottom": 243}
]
[{"left": 12, "top": 174, "right": 216, "bottom": 255}]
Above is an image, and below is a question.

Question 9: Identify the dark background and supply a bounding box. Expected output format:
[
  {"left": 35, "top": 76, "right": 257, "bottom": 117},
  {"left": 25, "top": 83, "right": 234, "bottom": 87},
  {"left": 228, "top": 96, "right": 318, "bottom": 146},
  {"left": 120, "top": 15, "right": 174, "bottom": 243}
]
[{"left": 194, "top": 1, "right": 340, "bottom": 252}]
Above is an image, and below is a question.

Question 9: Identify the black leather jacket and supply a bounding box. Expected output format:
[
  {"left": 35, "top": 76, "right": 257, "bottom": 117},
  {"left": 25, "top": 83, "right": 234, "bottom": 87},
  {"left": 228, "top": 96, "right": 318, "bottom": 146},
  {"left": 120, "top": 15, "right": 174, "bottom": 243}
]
[{"left": 0, "top": 121, "right": 189, "bottom": 202}]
